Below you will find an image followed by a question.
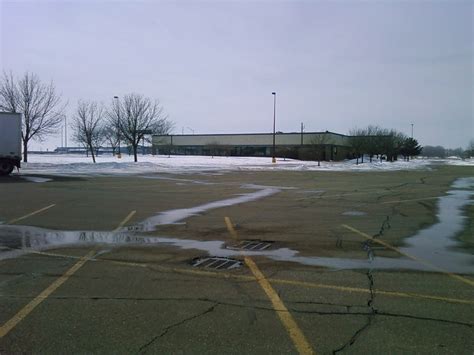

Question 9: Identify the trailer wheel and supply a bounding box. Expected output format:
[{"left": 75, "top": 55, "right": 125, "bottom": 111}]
[{"left": 0, "top": 161, "right": 14, "bottom": 176}]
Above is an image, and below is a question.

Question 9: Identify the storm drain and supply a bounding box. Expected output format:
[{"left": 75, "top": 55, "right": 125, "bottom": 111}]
[
  {"left": 191, "top": 256, "right": 242, "bottom": 270},
  {"left": 227, "top": 240, "right": 274, "bottom": 251}
]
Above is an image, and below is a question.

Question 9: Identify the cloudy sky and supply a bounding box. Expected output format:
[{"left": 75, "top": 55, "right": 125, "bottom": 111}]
[{"left": 1, "top": 0, "right": 472, "bottom": 150}]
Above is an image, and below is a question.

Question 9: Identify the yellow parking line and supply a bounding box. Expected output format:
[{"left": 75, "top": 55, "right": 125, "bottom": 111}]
[
  {"left": 224, "top": 216, "right": 238, "bottom": 240},
  {"left": 165, "top": 263, "right": 471, "bottom": 306},
  {"left": 32, "top": 246, "right": 472, "bottom": 306},
  {"left": 268, "top": 278, "right": 474, "bottom": 305},
  {"left": 0, "top": 210, "right": 137, "bottom": 338},
  {"left": 0, "top": 248, "right": 96, "bottom": 338},
  {"left": 225, "top": 217, "right": 315, "bottom": 355},
  {"left": 245, "top": 257, "right": 315, "bottom": 355},
  {"left": 113, "top": 210, "right": 136, "bottom": 232},
  {"left": 342, "top": 224, "right": 474, "bottom": 287},
  {"left": 7, "top": 204, "right": 56, "bottom": 225},
  {"left": 381, "top": 196, "right": 439, "bottom": 204}
]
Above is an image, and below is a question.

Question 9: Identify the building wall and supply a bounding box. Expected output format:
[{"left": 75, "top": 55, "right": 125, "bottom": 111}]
[
  {"left": 153, "top": 132, "right": 349, "bottom": 147},
  {"left": 152, "top": 131, "right": 352, "bottom": 160}
]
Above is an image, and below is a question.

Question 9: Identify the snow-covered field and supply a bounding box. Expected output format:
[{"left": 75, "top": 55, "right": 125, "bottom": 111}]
[{"left": 14, "top": 154, "right": 474, "bottom": 176}]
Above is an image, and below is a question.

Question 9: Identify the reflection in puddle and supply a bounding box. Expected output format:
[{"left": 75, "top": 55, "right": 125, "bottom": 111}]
[
  {"left": 0, "top": 178, "right": 473, "bottom": 274},
  {"left": 398, "top": 177, "right": 474, "bottom": 272}
]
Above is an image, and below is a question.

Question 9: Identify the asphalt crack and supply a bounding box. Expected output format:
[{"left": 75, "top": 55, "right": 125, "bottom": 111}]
[
  {"left": 332, "top": 270, "right": 378, "bottom": 354},
  {"left": 137, "top": 303, "right": 218, "bottom": 354}
]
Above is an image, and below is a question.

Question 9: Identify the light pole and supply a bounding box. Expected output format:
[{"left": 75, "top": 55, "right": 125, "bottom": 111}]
[
  {"left": 64, "top": 115, "right": 67, "bottom": 149},
  {"left": 411, "top": 123, "right": 414, "bottom": 139},
  {"left": 272, "top": 92, "right": 276, "bottom": 163},
  {"left": 114, "top": 96, "right": 121, "bottom": 156}
]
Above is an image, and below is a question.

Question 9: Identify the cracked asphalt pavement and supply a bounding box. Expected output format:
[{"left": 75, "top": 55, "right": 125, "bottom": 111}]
[{"left": 0, "top": 166, "right": 473, "bottom": 354}]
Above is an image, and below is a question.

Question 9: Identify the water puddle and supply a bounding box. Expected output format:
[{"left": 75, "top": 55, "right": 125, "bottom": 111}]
[
  {"left": 241, "top": 183, "right": 296, "bottom": 190},
  {"left": 1, "top": 224, "right": 467, "bottom": 273},
  {"left": 397, "top": 177, "right": 474, "bottom": 271},
  {"left": 132, "top": 185, "right": 280, "bottom": 232},
  {"left": 0, "top": 178, "right": 473, "bottom": 274},
  {"left": 21, "top": 176, "right": 53, "bottom": 183},
  {"left": 342, "top": 211, "right": 366, "bottom": 216}
]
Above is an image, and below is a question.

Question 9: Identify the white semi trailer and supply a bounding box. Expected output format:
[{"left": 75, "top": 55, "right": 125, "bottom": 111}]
[{"left": 0, "top": 112, "right": 22, "bottom": 175}]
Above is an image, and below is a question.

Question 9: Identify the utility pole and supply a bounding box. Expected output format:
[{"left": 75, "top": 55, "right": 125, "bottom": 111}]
[
  {"left": 301, "top": 122, "right": 304, "bottom": 145},
  {"left": 272, "top": 92, "right": 276, "bottom": 163},
  {"left": 411, "top": 123, "right": 414, "bottom": 138},
  {"left": 64, "top": 115, "right": 67, "bottom": 149},
  {"left": 114, "top": 96, "right": 121, "bottom": 157}
]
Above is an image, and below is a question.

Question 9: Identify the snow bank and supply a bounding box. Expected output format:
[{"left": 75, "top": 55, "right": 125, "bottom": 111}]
[{"left": 11, "top": 153, "right": 463, "bottom": 176}]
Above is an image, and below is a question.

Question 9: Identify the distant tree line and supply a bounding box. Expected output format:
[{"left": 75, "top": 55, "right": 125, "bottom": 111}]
[
  {"left": 349, "top": 125, "right": 422, "bottom": 164},
  {"left": 2, "top": 71, "right": 472, "bottom": 164},
  {"left": 0, "top": 71, "right": 173, "bottom": 163},
  {"left": 421, "top": 140, "right": 474, "bottom": 159}
]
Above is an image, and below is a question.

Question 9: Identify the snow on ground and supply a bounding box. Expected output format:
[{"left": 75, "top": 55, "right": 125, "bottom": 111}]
[{"left": 13, "top": 154, "right": 474, "bottom": 177}]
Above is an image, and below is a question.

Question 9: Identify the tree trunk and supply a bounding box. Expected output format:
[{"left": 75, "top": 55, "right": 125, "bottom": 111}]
[
  {"left": 133, "top": 144, "right": 138, "bottom": 162},
  {"left": 23, "top": 139, "right": 28, "bottom": 163},
  {"left": 89, "top": 144, "right": 96, "bottom": 163}
]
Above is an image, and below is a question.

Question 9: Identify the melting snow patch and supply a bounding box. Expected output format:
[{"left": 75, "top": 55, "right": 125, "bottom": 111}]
[
  {"left": 21, "top": 176, "right": 52, "bottom": 183},
  {"left": 15, "top": 154, "right": 444, "bottom": 176}
]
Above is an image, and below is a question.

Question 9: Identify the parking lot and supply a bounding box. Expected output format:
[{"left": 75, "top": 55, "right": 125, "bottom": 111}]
[{"left": 0, "top": 165, "right": 473, "bottom": 354}]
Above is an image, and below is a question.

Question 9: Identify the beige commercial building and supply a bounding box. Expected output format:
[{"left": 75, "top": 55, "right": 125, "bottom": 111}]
[{"left": 152, "top": 131, "right": 353, "bottom": 161}]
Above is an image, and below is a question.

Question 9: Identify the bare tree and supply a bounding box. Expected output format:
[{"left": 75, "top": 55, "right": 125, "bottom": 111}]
[
  {"left": 72, "top": 101, "right": 105, "bottom": 163},
  {"left": 117, "top": 93, "right": 173, "bottom": 162},
  {"left": 103, "top": 124, "right": 121, "bottom": 156},
  {"left": 0, "top": 72, "right": 66, "bottom": 162},
  {"left": 349, "top": 127, "right": 366, "bottom": 164},
  {"left": 105, "top": 98, "right": 124, "bottom": 156},
  {"left": 310, "top": 134, "right": 329, "bottom": 166},
  {"left": 206, "top": 141, "right": 222, "bottom": 158}
]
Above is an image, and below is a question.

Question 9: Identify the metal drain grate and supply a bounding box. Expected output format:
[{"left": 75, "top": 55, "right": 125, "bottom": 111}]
[
  {"left": 227, "top": 240, "right": 274, "bottom": 251},
  {"left": 191, "top": 256, "right": 242, "bottom": 270}
]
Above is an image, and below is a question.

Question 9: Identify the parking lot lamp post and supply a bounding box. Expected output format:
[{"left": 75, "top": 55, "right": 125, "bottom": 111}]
[
  {"left": 114, "top": 96, "right": 121, "bottom": 156},
  {"left": 64, "top": 115, "right": 67, "bottom": 149},
  {"left": 272, "top": 92, "right": 276, "bottom": 163}
]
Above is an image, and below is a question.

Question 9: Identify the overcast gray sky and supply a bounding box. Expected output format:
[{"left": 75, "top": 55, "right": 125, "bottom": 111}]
[{"left": 1, "top": 0, "right": 472, "bottom": 150}]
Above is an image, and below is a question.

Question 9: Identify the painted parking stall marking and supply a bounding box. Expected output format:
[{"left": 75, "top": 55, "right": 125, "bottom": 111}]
[
  {"left": 0, "top": 210, "right": 137, "bottom": 338},
  {"left": 225, "top": 216, "right": 315, "bottom": 355},
  {"left": 342, "top": 224, "right": 474, "bottom": 287},
  {"left": 6, "top": 204, "right": 56, "bottom": 225}
]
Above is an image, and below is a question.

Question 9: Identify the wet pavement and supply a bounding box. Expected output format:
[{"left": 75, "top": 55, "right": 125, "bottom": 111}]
[
  {"left": 0, "top": 168, "right": 473, "bottom": 354},
  {"left": 1, "top": 178, "right": 473, "bottom": 273}
]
